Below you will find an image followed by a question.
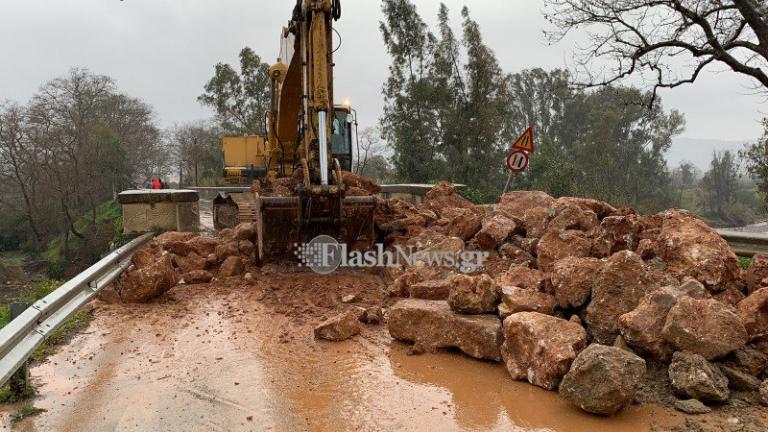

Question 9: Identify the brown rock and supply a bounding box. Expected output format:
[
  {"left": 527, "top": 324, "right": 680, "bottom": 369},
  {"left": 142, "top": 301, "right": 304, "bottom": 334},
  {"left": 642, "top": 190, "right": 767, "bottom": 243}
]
[
  {"left": 475, "top": 214, "right": 516, "bottom": 250},
  {"left": 498, "top": 303, "right": 513, "bottom": 320},
  {"left": 585, "top": 251, "right": 673, "bottom": 344},
  {"left": 499, "top": 286, "right": 557, "bottom": 315},
  {"left": 653, "top": 211, "right": 741, "bottom": 292},
  {"left": 619, "top": 286, "right": 690, "bottom": 362},
  {"left": 219, "top": 256, "right": 245, "bottom": 278},
  {"left": 115, "top": 252, "right": 180, "bottom": 303},
  {"left": 314, "top": 309, "right": 362, "bottom": 341},
  {"left": 425, "top": 236, "right": 465, "bottom": 255},
  {"left": 388, "top": 299, "right": 503, "bottom": 361},
  {"left": 359, "top": 306, "right": 385, "bottom": 325},
  {"left": 410, "top": 278, "right": 453, "bottom": 300},
  {"left": 186, "top": 236, "right": 220, "bottom": 257},
  {"left": 712, "top": 286, "right": 746, "bottom": 306},
  {"left": 342, "top": 171, "right": 381, "bottom": 194},
  {"left": 555, "top": 197, "right": 617, "bottom": 219},
  {"left": 737, "top": 287, "right": 768, "bottom": 341},
  {"left": 591, "top": 215, "right": 643, "bottom": 258},
  {"left": 448, "top": 274, "right": 498, "bottom": 314},
  {"left": 498, "top": 243, "right": 535, "bottom": 266},
  {"left": 496, "top": 191, "right": 555, "bottom": 219},
  {"left": 674, "top": 399, "right": 712, "bottom": 415},
  {"left": 760, "top": 380, "right": 768, "bottom": 406},
  {"left": 669, "top": 351, "right": 729, "bottom": 402},
  {"left": 559, "top": 344, "right": 646, "bottom": 416},
  {"left": 496, "top": 265, "right": 547, "bottom": 291},
  {"left": 548, "top": 205, "right": 599, "bottom": 233},
  {"left": 239, "top": 240, "right": 255, "bottom": 257},
  {"left": 441, "top": 207, "right": 483, "bottom": 241},
  {"left": 521, "top": 207, "right": 553, "bottom": 239},
  {"left": 162, "top": 240, "right": 194, "bottom": 257},
  {"left": 549, "top": 257, "right": 603, "bottom": 309},
  {"left": 215, "top": 241, "right": 240, "bottom": 263},
  {"left": 722, "top": 345, "right": 768, "bottom": 377},
  {"left": 183, "top": 270, "right": 214, "bottom": 284},
  {"left": 537, "top": 229, "right": 593, "bottom": 272},
  {"left": 172, "top": 252, "right": 207, "bottom": 274},
  {"left": 500, "top": 312, "right": 588, "bottom": 390},
  {"left": 234, "top": 223, "right": 256, "bottom": 241},
  {"left": 205, "top": 253, "right": 218, "bottom": 268},
  {"left": 718, "top": 364, "right": 761, "bottom": 391},
  {"left": 747, "top": 255, "right": 768, "bottom": 294},
  {"left": 662, "top": 296, "right": 748, "bottom": 360},
  {"left": 423, "top": 182, "right": 477, "bottom": 215}
]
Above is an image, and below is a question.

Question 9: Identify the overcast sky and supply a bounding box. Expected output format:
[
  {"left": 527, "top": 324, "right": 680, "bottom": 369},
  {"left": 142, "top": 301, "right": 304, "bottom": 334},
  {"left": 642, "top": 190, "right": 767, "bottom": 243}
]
[{"left": 0, "top": 0, "right": 765, "bottom": 146}]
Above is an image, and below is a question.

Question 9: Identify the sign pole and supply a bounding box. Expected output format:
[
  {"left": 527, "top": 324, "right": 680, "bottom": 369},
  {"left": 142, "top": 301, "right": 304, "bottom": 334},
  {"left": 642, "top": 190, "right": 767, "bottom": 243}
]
[{"left": 502, "top": 172, "right": 513, "bottom": 194}]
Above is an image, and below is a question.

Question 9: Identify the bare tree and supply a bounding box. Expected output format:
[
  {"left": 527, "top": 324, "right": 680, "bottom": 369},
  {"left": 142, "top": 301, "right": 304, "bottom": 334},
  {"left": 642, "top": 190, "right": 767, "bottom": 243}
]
[
  {"left": 168, "top": 121, "right": 222, "bottom": 187},
  {"left": 544, "top": 0, "right": 768, "bottom": 101},
  {"left": 354, "top": 127, "right": 385, "bottom": 175}
]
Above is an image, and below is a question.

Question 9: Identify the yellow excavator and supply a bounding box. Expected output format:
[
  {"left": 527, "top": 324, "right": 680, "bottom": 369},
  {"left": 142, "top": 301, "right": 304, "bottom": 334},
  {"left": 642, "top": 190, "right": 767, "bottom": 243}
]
[{"left": 213, "top": 0, "right": 376, "bottom": 260}]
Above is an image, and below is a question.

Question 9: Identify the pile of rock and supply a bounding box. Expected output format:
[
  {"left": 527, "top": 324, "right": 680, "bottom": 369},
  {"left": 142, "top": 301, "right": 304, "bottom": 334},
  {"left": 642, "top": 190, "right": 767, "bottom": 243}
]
[
  {"left": 108, "top": 224, "right": 258, "bottom": 303},
  {"left": 382, "top": 183, "right": 768, "bottom": 416}
]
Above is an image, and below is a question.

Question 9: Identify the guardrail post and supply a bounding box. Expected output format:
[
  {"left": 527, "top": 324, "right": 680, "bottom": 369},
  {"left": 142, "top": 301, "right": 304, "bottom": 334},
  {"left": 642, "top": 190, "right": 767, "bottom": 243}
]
[{"left": 7, "top": 303, "right": 30, "bottom": 398}]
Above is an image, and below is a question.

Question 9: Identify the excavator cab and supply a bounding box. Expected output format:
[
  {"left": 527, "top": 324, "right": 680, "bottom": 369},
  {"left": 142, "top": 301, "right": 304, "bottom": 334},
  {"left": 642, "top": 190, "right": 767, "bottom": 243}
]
[{"left": 331, "top": 105, "right": 354, "bottom": 172}]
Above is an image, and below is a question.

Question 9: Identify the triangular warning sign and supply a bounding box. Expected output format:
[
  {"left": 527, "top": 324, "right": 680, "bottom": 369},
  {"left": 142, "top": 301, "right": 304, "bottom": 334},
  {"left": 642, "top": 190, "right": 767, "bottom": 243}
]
[{"left": 511, "top": 128, "right": 535, "bottom": 153}]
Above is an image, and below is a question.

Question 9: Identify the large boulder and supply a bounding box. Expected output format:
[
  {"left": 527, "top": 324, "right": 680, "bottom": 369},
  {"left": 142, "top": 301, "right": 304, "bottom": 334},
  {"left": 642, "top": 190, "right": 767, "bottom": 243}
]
[
  {"left": 496, "top": 191, "right": 555, "bottom": 219},
  {"left": 500, "top": 312, "right": 588, "bottom": 390},
  {"left": 441, "top": 207, "right": 483, "bottom": 241},
  {"left": 182, "top": 270, "right": 214, "bottom": 285},
  {"left": 114, "top": 248, "right": 180, "bottom": 303},
  {"left": 559, "top": 345, "right": 647, "bottom": 416},
  {"left": 722, "top": 345, "right": 768, "bottom": 377},
  {"left": 215, "top": 241, "right": 240, "bottom": 263},
  {"left": 219, "top": 256, "right": 245, "bottom": 278},
  {"left": 737, "top": 287, "right": 768, "bottom": 341},
  {"left": 761, "top": 380, "right": 768, "bottom": 406},
  {"left": 668, "top": 351, "right": 729, "bottom": 402},
  {"left": 499, "top": 286, "right": 557, "bottom": 315},
  {"left": 498, "top": 243, "right": 535, "bottom": 267},
  {"left": 186, "top": 236, "right": 220, "bottom": 257},
  {"left": 447, "top": 274, "right": 499, "bottom": 314},
  {"left": 585, "top": 251, "right": 675, "bottom": 344},
  {"left": 423, "top": 182, "right": 477, "bottom": 214},
  {"left": 591, "top": 215, "right": 644, "bottom": 258},
  {"left": 718, "top": 364, "right": 761, "bottom": 391},
  {"left": 662, "top": 296, "right": 748, "bottom": 360},
  {"left": 549, "top": 257, "right": 603, "bottom": 309},
  {"left": 496, "top": 265, "right": 547, "bottom": 291},
  {"left": 475, "top": 214, "right": 517, "bottom": 250},
  {"left": 536, "top": 229, "right": 593, "bottom": 272},
  {"left": 746, "top": 255, "right": 768, "bottom": 295},
  {"left": 547, "top": 204, "right": 599, "bottom": 233},
  {"left": 653, "top": 211, "right": 742, "bottom": 292},
  {"left": 555, "top": 197, "right": 617, "bottom": 219},
  {"left": 409, "top": 278, "right": 453, "bottom": 300},
  {"left": 314, "top": 309, "right": 362, "bottom": 341},
  {"left": 342, "top": 171, "right": 381, "bottom": 194},
  {"left": 521, "top": 207, "right": 554, "bottom": 239},
  {"left": 234, "top": 223, "right": 256, "bottom": 241},
  {"left": 619, "top": 285, "right": 704, "bottom": 362},
  {"left": 388, "top": 299, "right": 503, "bottom": 361},
  {"left": 172, "top": 252, "right": 207, "bottom": 274}
]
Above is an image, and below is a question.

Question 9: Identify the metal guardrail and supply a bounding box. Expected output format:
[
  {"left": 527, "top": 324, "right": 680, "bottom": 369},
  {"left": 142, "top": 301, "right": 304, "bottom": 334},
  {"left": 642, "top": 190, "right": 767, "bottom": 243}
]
[
  {"left": 0, "top": 232, "right": 154, "bottom": 387},
  {"left": 717, "top": 230, "right": 768, "bottom": 257}
]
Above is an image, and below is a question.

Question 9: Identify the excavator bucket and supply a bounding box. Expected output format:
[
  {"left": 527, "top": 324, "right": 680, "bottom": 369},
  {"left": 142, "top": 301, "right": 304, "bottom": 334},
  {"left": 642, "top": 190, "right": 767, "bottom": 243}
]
[
  {"left": 214, "top": 190, "right": 377, "bottom": 261},
  {"left": 255, "top": 193, "right": 377, "bottom": 261}
]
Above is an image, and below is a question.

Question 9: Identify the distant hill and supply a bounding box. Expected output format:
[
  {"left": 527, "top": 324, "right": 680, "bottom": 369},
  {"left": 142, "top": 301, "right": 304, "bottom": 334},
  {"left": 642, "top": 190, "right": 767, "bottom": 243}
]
[{"left": 667, "top": 137, "right": 751, "bottom": 171}]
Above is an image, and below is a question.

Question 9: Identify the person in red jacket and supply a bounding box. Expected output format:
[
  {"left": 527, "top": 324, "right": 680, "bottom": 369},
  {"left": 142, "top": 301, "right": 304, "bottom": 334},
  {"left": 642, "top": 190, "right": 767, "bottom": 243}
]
[{"left": 151, "top": 178, "right": 161, "bottom": 189}]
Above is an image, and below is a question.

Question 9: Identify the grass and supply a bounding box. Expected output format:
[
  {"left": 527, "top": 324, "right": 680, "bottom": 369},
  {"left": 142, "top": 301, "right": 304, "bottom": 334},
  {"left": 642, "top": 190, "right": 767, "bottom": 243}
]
[
  {"left": 740, "top": 256, "right": 753, "bottom": 270},
  {"left": 10, "top": 406, "right": 46, "bottom": 424}
]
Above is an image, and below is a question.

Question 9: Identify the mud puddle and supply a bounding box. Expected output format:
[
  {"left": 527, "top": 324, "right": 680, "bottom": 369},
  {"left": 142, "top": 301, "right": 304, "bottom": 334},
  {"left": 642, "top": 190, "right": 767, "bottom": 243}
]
[{"left": 3, "top": 269, "right": 690, "bottom": 431}]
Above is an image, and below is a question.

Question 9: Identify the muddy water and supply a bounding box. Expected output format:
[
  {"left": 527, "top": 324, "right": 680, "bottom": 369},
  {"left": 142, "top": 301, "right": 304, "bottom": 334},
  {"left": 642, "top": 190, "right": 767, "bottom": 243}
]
[{"left": 5, "top": 275, "right": 681, "bottom": 432}]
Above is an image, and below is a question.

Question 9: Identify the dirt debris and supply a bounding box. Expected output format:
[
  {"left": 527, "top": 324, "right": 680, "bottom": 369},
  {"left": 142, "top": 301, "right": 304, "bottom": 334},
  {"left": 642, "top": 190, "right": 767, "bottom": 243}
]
[{"left": 102, "top": 179, "right": 768, "bottom": 426}]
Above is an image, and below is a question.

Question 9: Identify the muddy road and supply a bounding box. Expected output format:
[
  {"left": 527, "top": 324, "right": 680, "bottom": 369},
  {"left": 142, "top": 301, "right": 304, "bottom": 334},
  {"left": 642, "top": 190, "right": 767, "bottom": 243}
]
[{"left": 0, "top": 265, "right": 734, "bottom": 431}]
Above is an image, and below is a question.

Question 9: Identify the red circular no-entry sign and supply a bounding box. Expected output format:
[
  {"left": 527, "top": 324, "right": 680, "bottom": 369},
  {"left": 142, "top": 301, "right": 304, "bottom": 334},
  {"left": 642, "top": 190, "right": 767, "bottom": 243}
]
[{"left": 506, "top": 151, "right": 529, "bottom": 172}]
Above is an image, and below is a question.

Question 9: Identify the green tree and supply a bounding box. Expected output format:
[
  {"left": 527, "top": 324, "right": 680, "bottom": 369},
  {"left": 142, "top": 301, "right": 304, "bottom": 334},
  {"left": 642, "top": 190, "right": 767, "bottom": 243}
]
[
  {"left": 379, "top": 0, "right": 441, "bottom": 183},
  {"left": 742, "top": 119, "right": 768, "bottom": 202},
  {"left": 199, "top": 47, "right": 271, "bottom": 135},
  {"left": 701, "top": 151, "right": 741, "bottom": 220}
]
